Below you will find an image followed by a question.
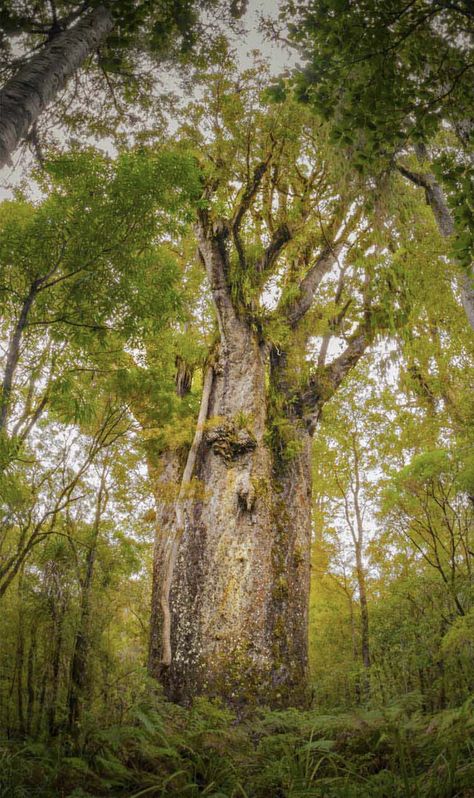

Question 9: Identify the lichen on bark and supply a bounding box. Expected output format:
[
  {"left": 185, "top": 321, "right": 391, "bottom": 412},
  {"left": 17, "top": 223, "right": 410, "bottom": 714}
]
[{"left": 147, "top": 91, "right": 375, "bottom": 708}]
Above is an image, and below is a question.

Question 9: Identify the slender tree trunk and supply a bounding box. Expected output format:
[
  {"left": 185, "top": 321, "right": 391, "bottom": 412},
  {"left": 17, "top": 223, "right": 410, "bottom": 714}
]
[
  {"left": 351, "top": 444, "right": 371, "bottom": 692},
  {"left": 398, "top": 163, "right": 474, "bottom": 331},
  {"left": 15, "top": 573, "right": 26, "bottom": 735},
  {"left": 46, "top": 593, "right": 66, "bottom": 737},
  {"left": 67, "top": 469, "right": 107, "bottom": 737},
  {"left": 0, "top": 283, "right": 38, "bottom": 431},
  {"left": 25, "top": 626, "right": 37, "bottom": 736},
  {"left": 355, "top": 552, "right": 371, "bottom": 690},
  {"left": 0, "top": 5, "right": 114, "bottom": 169},
  {"left": 34, "top": 669, "right": 47, "bottom": 737}
]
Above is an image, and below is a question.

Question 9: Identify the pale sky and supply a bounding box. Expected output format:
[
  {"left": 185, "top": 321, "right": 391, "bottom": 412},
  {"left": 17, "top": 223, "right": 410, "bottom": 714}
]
[{"left": 0, "top": 0, "right": 294, "bottom": 199}]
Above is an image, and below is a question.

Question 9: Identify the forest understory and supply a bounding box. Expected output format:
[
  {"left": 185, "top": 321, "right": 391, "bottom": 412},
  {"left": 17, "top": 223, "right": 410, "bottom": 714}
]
[{"left": 0, "top": 1, "right": 473, "bottom": 796}]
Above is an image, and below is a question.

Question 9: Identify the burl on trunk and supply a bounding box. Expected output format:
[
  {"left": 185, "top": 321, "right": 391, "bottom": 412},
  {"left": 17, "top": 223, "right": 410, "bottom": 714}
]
[{"left": 147, "top": 188, "right": 372, "bottom": 707}]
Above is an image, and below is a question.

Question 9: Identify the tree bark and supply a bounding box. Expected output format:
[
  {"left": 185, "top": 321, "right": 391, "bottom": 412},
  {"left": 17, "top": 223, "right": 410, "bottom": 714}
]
[
  {"left": 0, "top": 5, "right": 114, "bottom": 170},
  {"left": 156, "top": 220, "right": 311, "bottom": 709},
  {"left": 397, "top": 163, "right": 474, "bottom": 332},
  {"left": 0, "top": 281, "right": 38, "bottom": 431},
  {"left": 162, "top": 324, "right": 283, "bottom": 707},
  {"left": 149, "top": 208, "right": 371, "bottom": 708},
  {"left": 148, "top": 450, "right": 185, "bottom": 680}
]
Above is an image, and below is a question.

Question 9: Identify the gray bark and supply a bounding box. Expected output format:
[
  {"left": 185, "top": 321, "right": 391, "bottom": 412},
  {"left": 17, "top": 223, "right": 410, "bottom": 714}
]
[
  {"left": 163, "top": 317, "right": 280, "bottom": 706},
  {"left": 148, "top": 450, "right": 184, "bottom": 680},
  {"left": 160, "top": 366, "right": 214, "bottom": 667},
  {"left": 397, "top": 164, "right": 474, "bottom": 332},
  {"left": 149, "top": 210, "right": 371, "bottom": 708},
  {"left": 0, "top": 5, "right": 114, "bottom": 170},
  {"left": 156, "top": 219, "right": 311, "bottom": 708},
  {"left": 0, "top": 281, "right": 38, "bottom": 431}
]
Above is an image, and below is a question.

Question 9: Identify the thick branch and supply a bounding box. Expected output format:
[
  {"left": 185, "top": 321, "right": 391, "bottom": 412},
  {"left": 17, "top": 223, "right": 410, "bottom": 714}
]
[
  {"left": 255, "top": 222, "right": 291, "bottom": 274},
  {"left": 232, "top": 155, "right": 273, "bottom": 267},
  {"left": 397, "top": 164, "right": 454, "bottom": 237},
  {"left": 301, "top": 323, "right": 372, "bottom": 433},
  {"left": 397, "top": 163, "right": 474, "bottom": 331},
  {"left": 285, "top": 241, "right": 345, "bottom": 327},
  {"left": 196, "top": 214, "right": 240, "bottom": 346}
]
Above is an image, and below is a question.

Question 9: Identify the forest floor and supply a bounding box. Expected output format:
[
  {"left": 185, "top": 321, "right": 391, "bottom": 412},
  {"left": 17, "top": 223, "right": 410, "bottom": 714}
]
[{"left": 1, "top": 693, "right": 473, "bottom": 797}]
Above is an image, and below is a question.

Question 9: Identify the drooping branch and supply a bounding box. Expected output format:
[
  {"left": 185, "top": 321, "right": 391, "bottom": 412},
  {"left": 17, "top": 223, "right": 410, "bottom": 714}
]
[{"left": 397, "top": 163, "right": 474, "bottom": 331}]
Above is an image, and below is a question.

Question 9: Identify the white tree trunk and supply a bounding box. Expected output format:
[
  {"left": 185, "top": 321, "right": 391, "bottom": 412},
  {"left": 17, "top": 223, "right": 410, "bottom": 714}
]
[{"left": 0, "top": 5, "right": 114, "bottom": 169}]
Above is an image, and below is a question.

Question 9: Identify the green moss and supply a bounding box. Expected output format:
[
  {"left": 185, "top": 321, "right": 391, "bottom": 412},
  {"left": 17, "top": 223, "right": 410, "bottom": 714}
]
[{"left": 265, "top": 381, "right": 306, "bottom": 469}]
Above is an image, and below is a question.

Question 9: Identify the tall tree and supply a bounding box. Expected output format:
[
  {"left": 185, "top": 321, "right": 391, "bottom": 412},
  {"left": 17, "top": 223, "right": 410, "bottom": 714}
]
[
  {"left": 0, "top": 0, "right": 247, "bottom": 168},
  {"left": 283, "top": 0, "right": 474, "bottom": 331},
  {"left": 146, "top": 64, "right": 402, "bottom": 707}
]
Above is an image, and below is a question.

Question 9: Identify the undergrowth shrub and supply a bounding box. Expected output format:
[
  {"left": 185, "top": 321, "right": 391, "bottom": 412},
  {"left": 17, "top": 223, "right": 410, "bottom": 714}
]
[{"left": 0, "top": 693, "right": 473, "bottom": 797}]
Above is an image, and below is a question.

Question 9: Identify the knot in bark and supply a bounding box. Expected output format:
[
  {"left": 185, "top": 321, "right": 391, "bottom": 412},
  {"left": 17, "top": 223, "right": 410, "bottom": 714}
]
[{"left": 206, "top": 420, "right": 256, "bottom": 463}]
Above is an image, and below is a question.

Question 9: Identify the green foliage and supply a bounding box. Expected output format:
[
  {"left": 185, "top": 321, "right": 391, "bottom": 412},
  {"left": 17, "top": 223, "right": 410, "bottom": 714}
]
[
  {"left": 287, "top": 1, "right": 473, "bottom": 164},
  {"left": 0, "top": 31, "right": 473, "bottom": 798},
  {"left": 286, "top": 1, "right": 474, "bottom": 290},
  {"left": 0, "top": 0, "right": 249, "bottom": 148},
  {"left": 1, "top": 696, "right": 474, "bottom": 797}
]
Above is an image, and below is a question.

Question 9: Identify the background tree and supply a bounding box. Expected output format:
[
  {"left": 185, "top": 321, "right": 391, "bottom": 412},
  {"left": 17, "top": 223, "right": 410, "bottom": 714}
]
[
  {"left": 0, "top": 0, "right": 248, "bottom": 169},
  {"left": 279, "top": 0, "right": 474, "bottom": 330}
]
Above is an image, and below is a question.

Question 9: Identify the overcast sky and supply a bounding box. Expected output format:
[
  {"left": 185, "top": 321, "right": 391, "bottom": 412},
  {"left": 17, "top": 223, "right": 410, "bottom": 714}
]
[{"left": 0, "top": 0, "right": 294, "bottom": 200}]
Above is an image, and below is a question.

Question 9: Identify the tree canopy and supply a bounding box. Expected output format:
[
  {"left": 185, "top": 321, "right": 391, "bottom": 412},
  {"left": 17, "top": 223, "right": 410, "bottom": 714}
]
[{"left": 0, "top": 5, "right": 473, "bottom": 797}]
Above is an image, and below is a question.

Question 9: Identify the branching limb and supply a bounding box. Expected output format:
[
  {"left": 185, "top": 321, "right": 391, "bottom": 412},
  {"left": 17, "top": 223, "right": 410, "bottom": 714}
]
[
  {"left": 255, "top": 222, "right": 292, "bottom": 275},
  {"left": 301, "top": 322, "right": 373, "bottom": 433},
  {"left": 397, "top": 160, "right": 474, "bottom": 330}
]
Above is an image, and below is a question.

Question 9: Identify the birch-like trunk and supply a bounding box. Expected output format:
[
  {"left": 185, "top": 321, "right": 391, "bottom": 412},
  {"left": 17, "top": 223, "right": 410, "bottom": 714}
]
[
  {"left": 0, "top": 5, "right": 114, "bottom": 169},
  {"left": 398, "top": 164, "right": 474, "bottom": 332}
]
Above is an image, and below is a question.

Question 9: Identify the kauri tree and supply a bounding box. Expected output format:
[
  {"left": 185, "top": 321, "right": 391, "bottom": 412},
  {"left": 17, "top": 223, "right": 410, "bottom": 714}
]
[{"left": 147, "top": 64, "right": 402, "bottom": 707}]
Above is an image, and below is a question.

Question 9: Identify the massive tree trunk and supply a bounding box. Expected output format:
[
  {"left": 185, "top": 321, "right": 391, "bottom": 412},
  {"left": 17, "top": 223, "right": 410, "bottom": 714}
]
[
  {"left": 148, "top": 182, "right": 371, "bottom": 708},
  {"left": 149, "top": 219, "right": 313, "bottom": 709},
  {"left": 0, "top": 5, "right": 114, "bottom": 170},
  {"left": 160, "top": 338, "right": 312, "bottom": 708}
]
